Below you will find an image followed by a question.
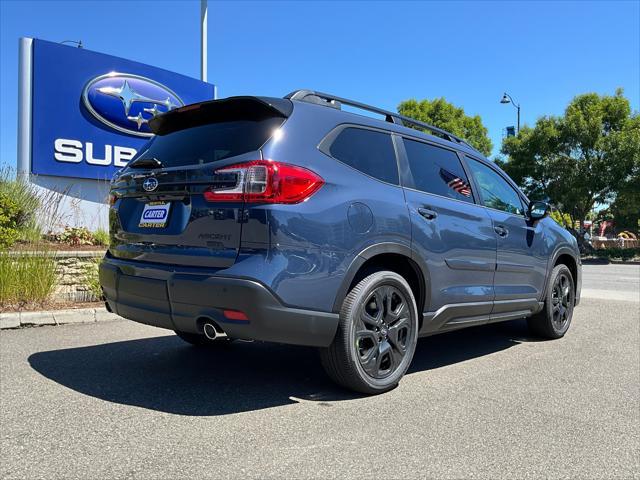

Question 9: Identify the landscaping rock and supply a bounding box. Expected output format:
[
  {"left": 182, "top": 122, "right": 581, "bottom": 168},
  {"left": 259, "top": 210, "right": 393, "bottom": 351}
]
[{"left": 53, "top": 252, "right": 104, "bottom": 302}]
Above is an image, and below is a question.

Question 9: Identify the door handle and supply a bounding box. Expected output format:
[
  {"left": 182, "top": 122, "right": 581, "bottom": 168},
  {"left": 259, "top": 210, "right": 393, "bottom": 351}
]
[
  {"left": 418, "top": 207, "right": 438, "bottom": 220},
  {"left": 494, "top": 225, "right": 509, "bottom": 237}
]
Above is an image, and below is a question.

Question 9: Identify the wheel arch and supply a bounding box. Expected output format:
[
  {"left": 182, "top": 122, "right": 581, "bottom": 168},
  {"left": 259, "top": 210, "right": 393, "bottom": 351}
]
[
  {"left": 333, "top": 243, "right": 429, "bottom": 326},
  {"left": 543, "top": 247, "right": 580, "bottom": 300}
]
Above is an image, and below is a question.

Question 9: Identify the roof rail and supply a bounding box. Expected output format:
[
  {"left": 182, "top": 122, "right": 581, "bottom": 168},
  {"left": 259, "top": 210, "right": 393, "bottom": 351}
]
[{"left": 285, "top": 89, "right": 476, "bottom": 151}]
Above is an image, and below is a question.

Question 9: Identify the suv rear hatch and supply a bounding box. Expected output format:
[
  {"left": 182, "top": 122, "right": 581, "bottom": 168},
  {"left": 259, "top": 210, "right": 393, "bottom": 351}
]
[{"left": 108, "top": 96, "right": 292, "bottom": 268}]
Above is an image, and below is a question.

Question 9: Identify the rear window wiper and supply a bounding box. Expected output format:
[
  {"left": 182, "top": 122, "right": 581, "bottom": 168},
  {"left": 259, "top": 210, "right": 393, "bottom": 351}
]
[{"left": 129, "top": 157, "right": 163, "bottom": 169}]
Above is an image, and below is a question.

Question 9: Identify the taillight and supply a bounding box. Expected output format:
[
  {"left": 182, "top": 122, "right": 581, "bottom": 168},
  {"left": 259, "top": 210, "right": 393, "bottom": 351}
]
[{"left": 203, "top": 160, "right": 324, "bottom": 204}]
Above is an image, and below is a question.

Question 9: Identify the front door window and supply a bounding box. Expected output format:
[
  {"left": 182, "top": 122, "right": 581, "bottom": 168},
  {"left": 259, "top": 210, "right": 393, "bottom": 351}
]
[{"left": 465, "top": 157, "right": 524, "bottom": 216}]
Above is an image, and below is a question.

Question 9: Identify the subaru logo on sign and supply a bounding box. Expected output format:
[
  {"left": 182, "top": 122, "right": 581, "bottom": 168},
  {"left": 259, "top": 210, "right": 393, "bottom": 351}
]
[
  {"left": 82, "top": 73, "right": 184, "bottom": 137},
  {"left": 142, "top": 177, "right": 159, "bottom": 192}
]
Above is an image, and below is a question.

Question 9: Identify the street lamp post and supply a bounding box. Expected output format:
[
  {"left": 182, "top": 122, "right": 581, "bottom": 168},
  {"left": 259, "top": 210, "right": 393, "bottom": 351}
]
[{"left": 500, "top": 92, "right": 520, "bottom": 133}]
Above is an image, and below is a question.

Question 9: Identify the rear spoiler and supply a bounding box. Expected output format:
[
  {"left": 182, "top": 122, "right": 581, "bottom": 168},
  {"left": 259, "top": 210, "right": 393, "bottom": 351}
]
[{"left": 148, "top": 96, "right": 293, "bottom": 136}]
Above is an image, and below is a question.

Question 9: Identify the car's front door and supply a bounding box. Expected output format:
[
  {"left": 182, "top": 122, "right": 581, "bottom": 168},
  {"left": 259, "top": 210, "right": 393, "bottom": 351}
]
[
  {"left": 464, "top": 156, "right": 548, "bottom": 317},
  {"left": 398, "top": 137, "right": 497, "bottom": 333}
]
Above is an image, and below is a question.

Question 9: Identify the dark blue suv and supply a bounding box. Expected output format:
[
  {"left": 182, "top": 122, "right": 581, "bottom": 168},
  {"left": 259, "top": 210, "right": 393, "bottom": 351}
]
[{"left": 100, "top": 90, "right": 582, "bottom": 394}]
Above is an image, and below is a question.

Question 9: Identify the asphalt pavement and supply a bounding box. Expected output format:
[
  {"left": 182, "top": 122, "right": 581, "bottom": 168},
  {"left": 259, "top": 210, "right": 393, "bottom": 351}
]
[{"left": 1, "top": 264, "right": 638, "bottom": 479}]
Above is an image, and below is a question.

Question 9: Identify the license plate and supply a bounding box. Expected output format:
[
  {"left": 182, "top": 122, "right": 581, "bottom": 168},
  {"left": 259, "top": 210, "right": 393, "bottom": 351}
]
[{"left": 139, "top": 202, "right": 171, "bottom": 228}]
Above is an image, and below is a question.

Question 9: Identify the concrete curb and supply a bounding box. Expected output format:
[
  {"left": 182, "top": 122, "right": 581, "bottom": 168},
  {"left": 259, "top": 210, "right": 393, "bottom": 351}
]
[
  {"left": 6, "top": 250, "right": 106, "bottom": 258},
  {"left": 0, "top": 307, "right": 120, "bottom": 329}
]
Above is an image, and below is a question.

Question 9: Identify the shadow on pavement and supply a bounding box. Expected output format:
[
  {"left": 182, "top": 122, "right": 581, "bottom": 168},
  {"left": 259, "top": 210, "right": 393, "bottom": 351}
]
[{"left": 28, "top": 319, "right": 530, "bottom": 416}]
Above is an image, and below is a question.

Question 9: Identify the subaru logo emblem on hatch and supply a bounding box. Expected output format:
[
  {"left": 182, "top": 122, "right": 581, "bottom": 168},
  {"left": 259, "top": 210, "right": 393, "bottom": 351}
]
[
  {"left": 82, "top": 73, "right": 184, "bottom": 137},
  {"left": 142, "top": 177, "right": 159, "bottom": 192}
]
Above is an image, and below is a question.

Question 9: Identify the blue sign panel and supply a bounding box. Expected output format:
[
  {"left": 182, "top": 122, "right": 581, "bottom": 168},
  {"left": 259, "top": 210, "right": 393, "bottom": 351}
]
[{"left": 30, "top": 39, "right": 214, "bottom": 180}]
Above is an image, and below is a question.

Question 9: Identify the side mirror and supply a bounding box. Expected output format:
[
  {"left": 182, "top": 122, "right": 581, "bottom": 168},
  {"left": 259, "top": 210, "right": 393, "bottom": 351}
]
[{"left": 529, "top": 201, "right": 550, "bottom": 220}]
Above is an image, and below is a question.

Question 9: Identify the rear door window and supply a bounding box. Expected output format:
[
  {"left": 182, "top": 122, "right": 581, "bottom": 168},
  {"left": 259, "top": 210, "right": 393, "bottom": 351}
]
[
  {"left": 329, "top": 127, "right": 399, "bottom": 185},
  {"left": 402, "top": 139, "right": 473, "bottom": 202}
]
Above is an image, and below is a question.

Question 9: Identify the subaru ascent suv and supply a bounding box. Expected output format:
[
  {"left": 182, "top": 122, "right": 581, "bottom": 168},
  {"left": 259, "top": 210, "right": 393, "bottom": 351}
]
[{"left": 100, "top": 90, "right": 581, "bottom": 394}]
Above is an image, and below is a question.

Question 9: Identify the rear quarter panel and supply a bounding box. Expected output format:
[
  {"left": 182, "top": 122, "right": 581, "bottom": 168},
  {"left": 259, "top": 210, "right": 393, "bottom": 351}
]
[{"left": 227, "top": 102, "right": 411, "bottom": 311}]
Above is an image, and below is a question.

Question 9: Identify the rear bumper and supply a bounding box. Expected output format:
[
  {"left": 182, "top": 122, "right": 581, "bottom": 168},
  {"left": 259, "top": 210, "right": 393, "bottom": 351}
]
[{"left": 99, "top": 257, "right": 339, "bottom": 347}]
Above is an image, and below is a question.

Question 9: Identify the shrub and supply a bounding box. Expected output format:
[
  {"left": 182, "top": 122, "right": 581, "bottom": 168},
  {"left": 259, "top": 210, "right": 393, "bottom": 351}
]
[
  {"left": 0, "top": 251, "right": 57, "bottom": 307},
  {"left": 52, "top": 226, "right": 94, "bottom": 246},
  {"left": 49, "top": 226, "right": 110, "bottom": 247},
  {"left": 594, "top": 247, "right": 640, "bottom": 261},
  {"left": 0, "top": 192, "right": 21, "bottom": 249},
  {"left": 0, "top": 170, "right": 41, "bottom": 247}
]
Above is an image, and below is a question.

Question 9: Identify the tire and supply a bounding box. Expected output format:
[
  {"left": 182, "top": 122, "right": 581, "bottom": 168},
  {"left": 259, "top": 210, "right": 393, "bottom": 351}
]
[
  {"left": 174, "top": 330, "right": 233, "bottom": 347},
  {"left": 527, "top": 264, "right": 575, "bottom": 339},
  {"left": 320, "top": 271, "right": 419, "bottom": 394}
]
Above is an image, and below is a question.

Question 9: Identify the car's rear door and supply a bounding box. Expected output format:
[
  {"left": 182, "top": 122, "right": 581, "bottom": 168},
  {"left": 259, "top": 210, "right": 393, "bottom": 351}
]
[{"left": 397, "top": 137, "right": 497, "bottom": 333}]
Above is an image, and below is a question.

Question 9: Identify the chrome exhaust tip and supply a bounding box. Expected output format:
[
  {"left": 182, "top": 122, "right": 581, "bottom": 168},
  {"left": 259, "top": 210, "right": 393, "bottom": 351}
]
[{"left": 203, "top": 323, "right": 218, "bottom": 340}]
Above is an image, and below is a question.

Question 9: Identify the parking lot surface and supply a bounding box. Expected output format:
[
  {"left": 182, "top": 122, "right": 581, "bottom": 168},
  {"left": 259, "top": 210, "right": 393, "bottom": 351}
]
[{"left": 1, "top": 264, "right": 639, "bottom": 479}]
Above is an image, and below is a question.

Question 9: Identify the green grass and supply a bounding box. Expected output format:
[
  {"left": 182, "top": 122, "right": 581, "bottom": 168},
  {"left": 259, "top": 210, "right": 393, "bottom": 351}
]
[
  {"left": 18, "top": 224, "right": 44, "bottom": 244},
  {"left": 83, "top": 257, "right": 102, "bottom": 301},
  {"left": 92, "top": 228, "right": 109, "bottom": 247},
  {"left": 0, "top": 251, "right": 57, "bottom": 308}
]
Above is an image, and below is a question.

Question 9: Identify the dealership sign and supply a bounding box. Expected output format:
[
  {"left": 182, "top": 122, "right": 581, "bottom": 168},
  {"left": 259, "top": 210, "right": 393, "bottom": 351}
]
[
  {"left": 82, "top": 73, "right": 184, "bottom": 137},
  {"left": 24, "top": 39, "right": 214, "bottom": 180}
]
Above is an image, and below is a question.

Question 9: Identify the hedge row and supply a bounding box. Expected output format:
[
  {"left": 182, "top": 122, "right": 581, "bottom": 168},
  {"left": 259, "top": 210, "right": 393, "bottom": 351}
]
[{"left": 593, "top": 247, "right": 640, "bottom": 261}]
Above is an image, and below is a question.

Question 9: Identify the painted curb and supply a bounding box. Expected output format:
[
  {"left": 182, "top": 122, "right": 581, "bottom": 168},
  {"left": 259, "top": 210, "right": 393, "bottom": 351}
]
[{"left": 0, "top": 307, "right": 120, "bottom": 329}]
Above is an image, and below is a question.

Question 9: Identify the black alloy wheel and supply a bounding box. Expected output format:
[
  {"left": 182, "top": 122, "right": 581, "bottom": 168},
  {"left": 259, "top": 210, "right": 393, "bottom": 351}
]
[{"left": 321, "top": 271, "right": 419, "bottom": 394}]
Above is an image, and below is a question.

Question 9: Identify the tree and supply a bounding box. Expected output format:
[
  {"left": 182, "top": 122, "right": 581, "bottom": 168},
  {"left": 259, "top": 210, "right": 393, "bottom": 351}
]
[
  {"left": 550, "top": 209, "right": 572, "bottom": 228},
  {"left": 398, "top": 98, "right": 493, "bottom": 156},
  {"left": 499, "top": 89, "right": 640, "bottom": 233},
  {"left": 605, "top": 174, "right": 640, "bottom": 231}
]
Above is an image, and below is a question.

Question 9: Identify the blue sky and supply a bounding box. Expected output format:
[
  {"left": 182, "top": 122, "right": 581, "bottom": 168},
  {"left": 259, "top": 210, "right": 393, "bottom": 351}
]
[{"left": 1, "top": 0, "right": 638, "bottom": 167}]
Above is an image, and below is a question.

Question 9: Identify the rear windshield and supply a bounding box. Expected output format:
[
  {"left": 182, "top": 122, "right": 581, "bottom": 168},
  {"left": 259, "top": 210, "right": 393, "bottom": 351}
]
[{"left": 132, "top": 117, "right": 285, "bottom": 168}]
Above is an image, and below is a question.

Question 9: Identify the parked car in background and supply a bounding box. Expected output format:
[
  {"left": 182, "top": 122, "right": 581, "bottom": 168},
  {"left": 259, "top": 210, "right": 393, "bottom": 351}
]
[{"left": 100, "top": 90, "right": 582, "bottom": 394}]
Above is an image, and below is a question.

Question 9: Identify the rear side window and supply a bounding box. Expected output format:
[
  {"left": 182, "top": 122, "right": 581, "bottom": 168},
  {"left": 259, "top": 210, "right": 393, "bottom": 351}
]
[
  {"left": 403, "top": 139, "right": 473, "bottom": 202},
  {"left": 133, "top": 117, "right": 284, "bottom": 168},
  {"left": 329, "top": 128, "right": 399, "bottom": 185}
]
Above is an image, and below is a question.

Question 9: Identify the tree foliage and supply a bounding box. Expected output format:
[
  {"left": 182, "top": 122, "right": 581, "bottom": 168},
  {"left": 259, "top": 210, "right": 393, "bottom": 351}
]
[
  {"left": 550, "top": 209, "right": 572, "bottom": 228},
  {"left": 499, "top": 89, "right": 640, "bottom": 230},
  {"left": 605, "top": 174, "right": 640, "bottom": 231},
  {"left": 398, "top": 98, "right": 493, "bottom": 156}
]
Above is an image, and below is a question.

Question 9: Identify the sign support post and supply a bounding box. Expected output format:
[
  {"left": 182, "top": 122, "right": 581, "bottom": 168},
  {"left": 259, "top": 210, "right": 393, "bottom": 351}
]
[
  {"left": 200, "top": 0, "right": 208, "bottom": 83},
  {"left": 17, "top": 37, "right": 33, "bottom": 179}
]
